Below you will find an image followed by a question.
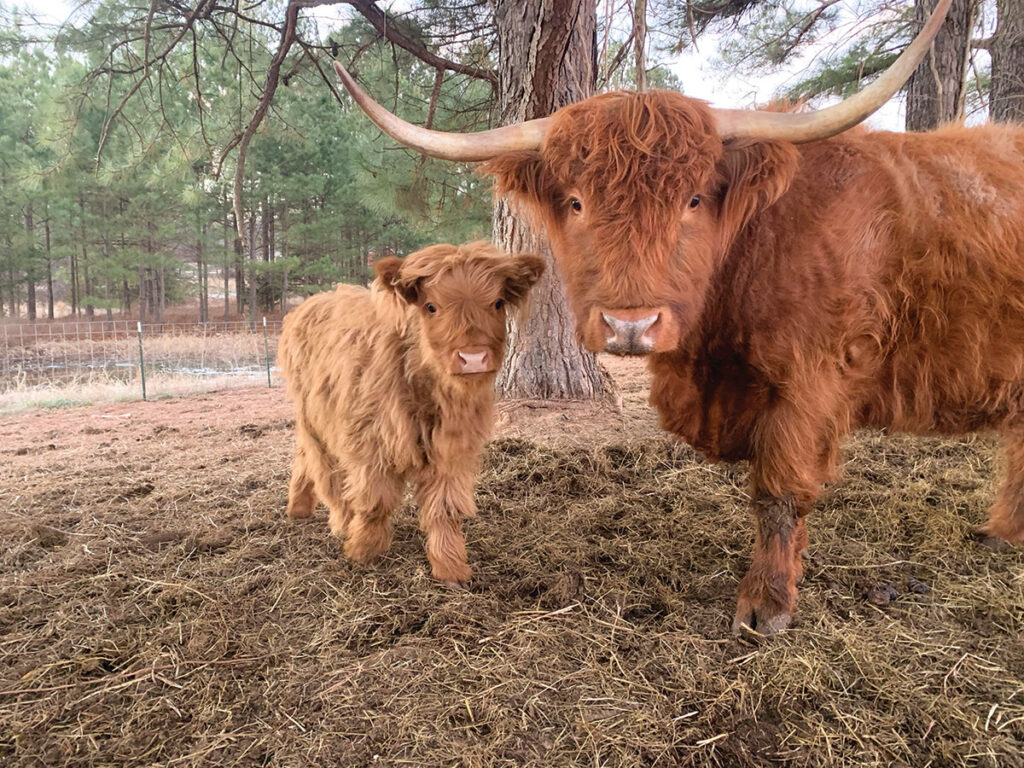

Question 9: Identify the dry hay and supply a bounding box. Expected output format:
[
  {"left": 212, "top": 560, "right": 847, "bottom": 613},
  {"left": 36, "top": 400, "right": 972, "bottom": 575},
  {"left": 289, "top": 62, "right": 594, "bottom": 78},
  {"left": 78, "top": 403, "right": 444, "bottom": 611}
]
[{"left": 0, "top": 394, "right": 1022, "bottom": 767}]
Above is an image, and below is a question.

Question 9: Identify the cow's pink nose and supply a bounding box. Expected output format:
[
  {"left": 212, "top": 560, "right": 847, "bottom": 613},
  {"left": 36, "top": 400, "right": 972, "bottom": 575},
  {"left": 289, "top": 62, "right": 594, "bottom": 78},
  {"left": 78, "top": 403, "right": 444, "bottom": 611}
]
[
  {"left": 601, "top": 310, "right": 661, "bottom": 355},
  {"left": 456, "top": 347, "right": 491, "bottom": 374}
]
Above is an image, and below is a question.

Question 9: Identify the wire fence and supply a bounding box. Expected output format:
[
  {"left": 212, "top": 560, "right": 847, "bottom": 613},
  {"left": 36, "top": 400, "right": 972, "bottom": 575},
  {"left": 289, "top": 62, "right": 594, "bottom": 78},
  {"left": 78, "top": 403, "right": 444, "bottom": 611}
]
[{"left": 0, "top": 319, "right": 282, "bottom": 411}]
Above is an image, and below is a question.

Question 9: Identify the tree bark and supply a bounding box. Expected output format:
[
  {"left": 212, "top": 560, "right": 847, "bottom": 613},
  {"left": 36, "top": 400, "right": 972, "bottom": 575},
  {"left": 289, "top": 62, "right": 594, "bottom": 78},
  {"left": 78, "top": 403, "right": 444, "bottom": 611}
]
[
  {"left": 991, "top": 0, "right": 1024, "bottom": 122},
  {"left": 492, "top": 0, "right": 610, "bottom": 401},
  {"left": 905, "top": 0, "right": 976, "bottom": 130}
]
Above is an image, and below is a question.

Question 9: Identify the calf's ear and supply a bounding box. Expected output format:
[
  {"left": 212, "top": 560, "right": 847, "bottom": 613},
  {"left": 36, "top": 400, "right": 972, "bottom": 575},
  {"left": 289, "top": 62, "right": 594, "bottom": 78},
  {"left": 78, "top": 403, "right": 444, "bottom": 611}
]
[
  {"left": 374, "top": 256, "right": 419, "bottom": 303},
  {"left": 503, "top": 253, "right": 546, "bottom": 306}
]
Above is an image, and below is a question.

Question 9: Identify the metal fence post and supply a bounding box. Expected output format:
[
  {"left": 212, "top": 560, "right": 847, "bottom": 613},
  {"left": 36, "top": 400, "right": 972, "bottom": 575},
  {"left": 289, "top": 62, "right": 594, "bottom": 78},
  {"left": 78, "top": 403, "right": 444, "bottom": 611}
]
[
  {"left": 262, "top": 316, "right": 272, "bottom": 387},
  {"left": 137, "top": 321, "right": 147, "bottom": 401}
]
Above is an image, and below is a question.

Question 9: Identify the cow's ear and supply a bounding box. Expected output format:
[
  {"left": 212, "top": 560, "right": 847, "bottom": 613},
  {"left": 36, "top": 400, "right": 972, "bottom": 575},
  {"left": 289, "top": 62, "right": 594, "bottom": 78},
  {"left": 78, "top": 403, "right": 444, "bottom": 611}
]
[
  {"left": 374, "top": 256, "right": 418, "bottom": 303},
  {"left": 502, "top": 253, "right": 546, "bottom": 306},
  {"left": 714, "top": 138, "right": 799, "bottom": 243},
  {"left": 480, "top": 151, "right": 557, "bottom": 220}
]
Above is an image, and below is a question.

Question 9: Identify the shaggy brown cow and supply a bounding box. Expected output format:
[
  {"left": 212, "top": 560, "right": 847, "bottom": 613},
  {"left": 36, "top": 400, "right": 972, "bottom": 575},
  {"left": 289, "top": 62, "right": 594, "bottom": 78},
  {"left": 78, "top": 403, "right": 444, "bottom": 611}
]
[
  {"left": 278, "top": 242, "right": 543, "bottom": 585},
  {"left": 332, "top": 1, "right": 1024, "bottom": 635}
]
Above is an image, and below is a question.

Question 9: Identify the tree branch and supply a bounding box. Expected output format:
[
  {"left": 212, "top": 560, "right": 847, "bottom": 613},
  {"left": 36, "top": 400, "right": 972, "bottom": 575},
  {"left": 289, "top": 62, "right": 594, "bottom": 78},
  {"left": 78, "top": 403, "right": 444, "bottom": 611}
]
[
  {"left": 346, "top": 0, "right": 497, "bottom": 86},
  {"left": 232, "top": 0, "right": 301, "bottom": 242}
]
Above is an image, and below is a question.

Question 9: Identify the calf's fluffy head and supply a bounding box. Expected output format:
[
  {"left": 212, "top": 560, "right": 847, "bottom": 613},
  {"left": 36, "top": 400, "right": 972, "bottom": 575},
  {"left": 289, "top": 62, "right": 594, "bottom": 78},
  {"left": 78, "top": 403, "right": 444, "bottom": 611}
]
[{"left": 374, "top": 242, "right": 544, "bottom": 379}]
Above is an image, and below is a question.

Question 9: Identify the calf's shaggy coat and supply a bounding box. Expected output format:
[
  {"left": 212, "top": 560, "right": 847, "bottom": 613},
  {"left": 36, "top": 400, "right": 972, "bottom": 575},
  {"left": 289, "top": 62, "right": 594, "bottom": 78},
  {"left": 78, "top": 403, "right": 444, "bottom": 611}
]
[{"left": 278, "top": 242, "right": 543, "bottom": 584}]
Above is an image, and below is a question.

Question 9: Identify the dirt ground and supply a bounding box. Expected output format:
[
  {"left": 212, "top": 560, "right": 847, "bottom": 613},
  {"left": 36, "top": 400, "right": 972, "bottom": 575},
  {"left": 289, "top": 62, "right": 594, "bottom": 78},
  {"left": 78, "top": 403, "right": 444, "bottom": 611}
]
[{"left": 1, "top": 358, "right": 1022, "bottom": 767}]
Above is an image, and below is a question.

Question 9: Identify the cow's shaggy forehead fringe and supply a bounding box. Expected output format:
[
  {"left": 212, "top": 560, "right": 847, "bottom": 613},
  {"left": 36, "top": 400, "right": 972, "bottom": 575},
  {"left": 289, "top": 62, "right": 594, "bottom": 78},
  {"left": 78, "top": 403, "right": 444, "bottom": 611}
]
[{"left": 545, "top": 91, "right": 722, "bottom": 240}]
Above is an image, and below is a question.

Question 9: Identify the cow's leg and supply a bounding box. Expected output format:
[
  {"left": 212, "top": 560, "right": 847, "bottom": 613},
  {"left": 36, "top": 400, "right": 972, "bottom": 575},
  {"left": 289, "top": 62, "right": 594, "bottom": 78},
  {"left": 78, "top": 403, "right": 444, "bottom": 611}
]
[
  {"left": 977, "top": 435, "right": 1024, "bottom": 548},
  {"left": 342, "top": 469, "right": 403, "bottom": 565},
  {"left": 733, "top": 390, "right": 840, "bottom": 636},
  {"left": 285, "top": 445, "right": 318, "bottom": 520},
  {"left": 733, "top": 491, "right": 809, "bottom": 635},
  {"left": 414, "top": 469, "right": 477, "bottom": 587}
]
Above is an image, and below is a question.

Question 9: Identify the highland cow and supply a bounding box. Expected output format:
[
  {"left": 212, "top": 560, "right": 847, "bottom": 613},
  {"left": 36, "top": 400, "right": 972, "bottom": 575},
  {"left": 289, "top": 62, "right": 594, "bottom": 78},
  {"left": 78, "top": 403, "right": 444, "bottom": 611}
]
[
  {"left": 278, "top": 242, "right": 544, "bottom": 585},
  {"left": 332, "top": 0, "right": 1024, "bottom": 635}
]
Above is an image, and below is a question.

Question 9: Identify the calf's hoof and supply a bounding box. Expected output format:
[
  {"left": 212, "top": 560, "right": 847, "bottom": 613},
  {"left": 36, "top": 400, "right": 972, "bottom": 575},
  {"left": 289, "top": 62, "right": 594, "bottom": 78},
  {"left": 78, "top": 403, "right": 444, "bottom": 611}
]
[
  {"left": 286, "top": 506, "right": 314, "bottom": 520},
  {"left": 732, "top": 598, "right": 794, "bottom": 637},
  {"left": 343, "top": 527, "right": 392, "bottom": 565},
  {"left": 432, "top": 560, "right": 472, "bottom": 589}
]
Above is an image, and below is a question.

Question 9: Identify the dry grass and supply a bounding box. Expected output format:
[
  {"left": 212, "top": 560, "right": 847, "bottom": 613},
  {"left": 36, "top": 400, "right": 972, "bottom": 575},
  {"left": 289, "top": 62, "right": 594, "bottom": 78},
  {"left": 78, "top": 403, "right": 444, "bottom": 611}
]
[{"left": 0, "top": 371, "right": 1022, "bottom": 767}]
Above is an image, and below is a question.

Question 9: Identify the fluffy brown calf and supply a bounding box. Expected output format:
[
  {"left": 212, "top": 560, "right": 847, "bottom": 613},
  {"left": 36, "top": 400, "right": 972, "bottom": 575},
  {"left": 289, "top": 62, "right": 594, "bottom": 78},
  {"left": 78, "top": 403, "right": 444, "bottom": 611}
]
[{"left": 278, "top": 242, "right": 543, "bottom": 585}]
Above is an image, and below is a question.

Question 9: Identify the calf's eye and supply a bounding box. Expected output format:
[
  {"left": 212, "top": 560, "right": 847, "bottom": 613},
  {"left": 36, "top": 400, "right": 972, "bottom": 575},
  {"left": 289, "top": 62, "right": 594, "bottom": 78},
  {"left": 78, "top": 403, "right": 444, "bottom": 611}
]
[
  {"left": 689, "top": 195, "right": 701, "bottom": 209},
  {"left": 570, "top": 198, "right": 583, "bottom": 214},
  {"left": 425, "top": 303, "right": 437, "bottom": 314},
  {"left": 495, "top": 299, "right": 505, "bottom": 310}
]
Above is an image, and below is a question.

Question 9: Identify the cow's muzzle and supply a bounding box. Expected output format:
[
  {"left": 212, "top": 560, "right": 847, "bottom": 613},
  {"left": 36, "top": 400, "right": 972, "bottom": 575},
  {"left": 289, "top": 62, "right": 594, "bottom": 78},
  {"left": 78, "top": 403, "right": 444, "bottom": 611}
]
[{"left": 585, "top": 307, "right": 679, "bottom": 355}]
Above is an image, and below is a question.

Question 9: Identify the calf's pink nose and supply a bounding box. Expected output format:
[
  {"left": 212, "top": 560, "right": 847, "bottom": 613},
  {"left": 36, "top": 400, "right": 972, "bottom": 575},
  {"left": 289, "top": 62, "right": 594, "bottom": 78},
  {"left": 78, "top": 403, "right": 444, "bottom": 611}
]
[{"left": 457, "top": 349, "right": 490, "bottom": 374}]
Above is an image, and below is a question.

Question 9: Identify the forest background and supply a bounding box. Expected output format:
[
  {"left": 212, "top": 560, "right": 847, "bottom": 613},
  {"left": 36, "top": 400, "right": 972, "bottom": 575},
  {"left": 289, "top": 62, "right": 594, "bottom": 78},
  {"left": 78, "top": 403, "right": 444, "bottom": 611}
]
[{"left": 0, "top": 0, "right": 1019, "bottom": 330}]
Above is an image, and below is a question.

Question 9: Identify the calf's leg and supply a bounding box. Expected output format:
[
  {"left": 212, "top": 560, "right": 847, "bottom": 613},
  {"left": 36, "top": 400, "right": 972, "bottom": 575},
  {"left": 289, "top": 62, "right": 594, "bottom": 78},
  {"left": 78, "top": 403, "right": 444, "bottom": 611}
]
[
  {"left": 977, "top": 435, "right": 1024, "bottom": 548},
  {"left": 285, "top": 445, "right": 317, "bottom": 519},
  {"left": 415, "top": 470, "right": 476, "bottom": 587},
  {"left": 342, "top": 469, "right": 403, "bottom": 565}
]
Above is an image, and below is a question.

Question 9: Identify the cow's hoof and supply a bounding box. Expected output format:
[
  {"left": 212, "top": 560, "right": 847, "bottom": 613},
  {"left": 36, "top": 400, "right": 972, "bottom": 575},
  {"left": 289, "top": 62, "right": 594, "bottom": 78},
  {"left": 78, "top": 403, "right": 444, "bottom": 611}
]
[
  {"left": 732, "top": 604, "right": 793, "bottom": 637},
  {"left": 973, "top": 532, "right": 1015, "bottom": 553},
  {"left": 286, "top": 507, "right": 314, "bottom": 520}
]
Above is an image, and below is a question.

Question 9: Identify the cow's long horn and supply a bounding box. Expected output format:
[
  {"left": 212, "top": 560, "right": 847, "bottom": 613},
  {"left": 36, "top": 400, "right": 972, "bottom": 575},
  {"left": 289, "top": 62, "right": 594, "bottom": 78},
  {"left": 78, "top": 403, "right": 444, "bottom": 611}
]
[
  {"left": 712, "top": 0, "right": 952, "bottom": 143},
  {"left": 332, "top": 60, "right": 549, "bottom": 161}
]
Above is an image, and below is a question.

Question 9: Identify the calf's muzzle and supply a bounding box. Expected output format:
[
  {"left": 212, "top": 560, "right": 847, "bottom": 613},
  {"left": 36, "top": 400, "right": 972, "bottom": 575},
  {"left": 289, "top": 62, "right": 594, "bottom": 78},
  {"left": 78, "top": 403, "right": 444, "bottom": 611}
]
[{"left": 455, "top": 346, "right": 493, "bottom": 374}]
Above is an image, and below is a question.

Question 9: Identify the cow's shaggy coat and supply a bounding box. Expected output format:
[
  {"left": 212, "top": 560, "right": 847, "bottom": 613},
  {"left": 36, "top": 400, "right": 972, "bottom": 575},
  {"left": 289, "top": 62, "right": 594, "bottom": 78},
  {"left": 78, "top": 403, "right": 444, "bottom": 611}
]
[
  {"left": 483, "top": 91, "right": 1024, "bottom": 633},
  {"left": 278, "top": 242, "right": 543, "bottom": 585}
]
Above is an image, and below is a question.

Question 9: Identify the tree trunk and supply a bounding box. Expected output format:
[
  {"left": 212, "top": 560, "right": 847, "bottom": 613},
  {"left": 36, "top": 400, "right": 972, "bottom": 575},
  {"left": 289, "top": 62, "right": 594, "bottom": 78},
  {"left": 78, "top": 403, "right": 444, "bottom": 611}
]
[
  {"left": 247, "top": 213, "right": 258, "bottom": 328},
  {"left": 44, "top": 204, "right": 53, "bottom": 320},
  {"left": 69, "top": 209, "right": 78, "bottom": 317},
  {"left": 79, "top": 197, "right": 94, "bottom": 319},
  {"left": 198, "top": 222, "right": 208, "bottom": 323},
  {"left": 991, "top": 0, "right": 1024, "bottom": 122},
  {"left": 24, "top": 202, "right": 36, "bottom": 321},
  {"left": 905, "top": 0, "right": 976, "bottom": 130},
  {"left": 157, "top": 266, "right": 165, "bottom": 323},
  {"left": 234, "top": 212, "right": 245, "bottom": 316},
  {"left": 492, "top": 0, "right": 609, "bottom": 401},
  {"left": 138, "top": 265, "right": 146, "bottom": 323},
  {"left": 634, "top": 0, "right": 648, "bottom": 92},
  {"left": 224, "top": 207, "right": 232, "bottom": 319}
]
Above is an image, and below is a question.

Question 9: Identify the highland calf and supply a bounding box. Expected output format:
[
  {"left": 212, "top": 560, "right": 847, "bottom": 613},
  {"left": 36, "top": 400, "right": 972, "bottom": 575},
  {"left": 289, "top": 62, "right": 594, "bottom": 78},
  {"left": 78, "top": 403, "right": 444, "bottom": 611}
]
[{"left": 278, "top": 242, "right": 543, "bottom": 585}]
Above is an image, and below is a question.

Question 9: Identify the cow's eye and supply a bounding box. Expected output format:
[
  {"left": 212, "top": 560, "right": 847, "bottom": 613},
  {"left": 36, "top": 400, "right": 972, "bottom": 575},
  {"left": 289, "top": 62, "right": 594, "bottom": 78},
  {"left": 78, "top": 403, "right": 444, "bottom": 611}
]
[
  {"left": 569, "top": 198, "right": 583, "bottom": 214},
  {"left": 425, "top": 303, "right": 437, "bottom": 314},
  {"left": 494, "top": 299, "right": 505, "bottom": 310},
  {"left": 689, "top": 195, "right": 701, "bottom": 209}
]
